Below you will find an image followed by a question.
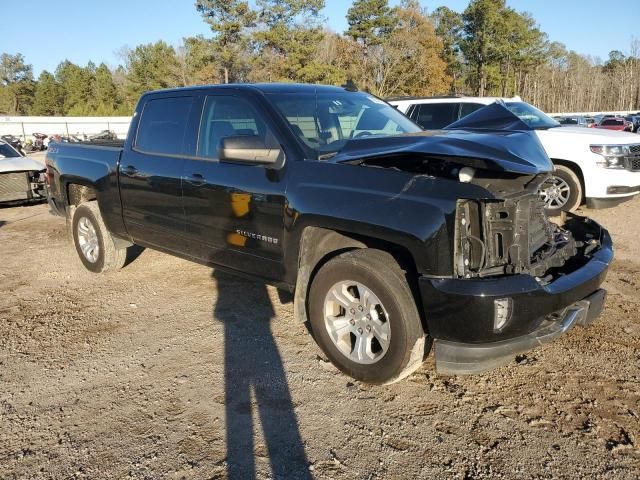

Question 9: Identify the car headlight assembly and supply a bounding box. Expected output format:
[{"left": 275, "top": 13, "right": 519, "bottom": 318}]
[{"left": 590, "top": 144, "right": 629, "bottom": 169}]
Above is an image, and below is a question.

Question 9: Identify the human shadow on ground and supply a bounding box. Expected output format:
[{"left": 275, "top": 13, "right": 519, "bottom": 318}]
[{"left": 211, "top": 270, "right": 312, "bottom": 479}]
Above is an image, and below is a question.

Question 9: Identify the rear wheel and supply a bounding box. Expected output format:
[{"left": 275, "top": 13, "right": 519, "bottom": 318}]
[
  {"left": 308, "top": 249, "right": 427, "bottom": 384},
  {"left": 71, "top": 201, "right": 126, "bottom": 273},
  {"left": 540, "top": 164, "right": 582, "bottom": 214}
]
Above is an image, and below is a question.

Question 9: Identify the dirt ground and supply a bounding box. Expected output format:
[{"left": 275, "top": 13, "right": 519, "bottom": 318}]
[{"left": 1, "top": 170, "right": 639, "bottom": 478}]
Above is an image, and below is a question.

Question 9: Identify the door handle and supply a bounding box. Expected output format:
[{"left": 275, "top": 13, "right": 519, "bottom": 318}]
[
  {"left": 185, "top": 173, "right": 205, "bottom": 186},
  {"left": 122, "top": 165, "right": 138, "bottom": 176}
]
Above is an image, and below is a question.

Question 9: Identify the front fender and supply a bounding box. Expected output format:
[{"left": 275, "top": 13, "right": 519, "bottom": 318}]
[{"left": 283, "top": 160, "right": 492, "bottom": 280}]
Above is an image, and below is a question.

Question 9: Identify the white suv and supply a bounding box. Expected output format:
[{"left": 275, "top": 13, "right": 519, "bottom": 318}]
[{"left": 389, "top": 95, "right": 640, "bottom": 213}]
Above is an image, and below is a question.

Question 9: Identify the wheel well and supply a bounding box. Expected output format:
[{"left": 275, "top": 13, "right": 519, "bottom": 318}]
[
  {"left": 551, "top": 159, "right": 585, "bottom": 204},
  {"left": 66, "top": 184, "right": 97, "bottom": 211},
  {"left": 293, "top": 227, "right": 424, "bottom": 328}
]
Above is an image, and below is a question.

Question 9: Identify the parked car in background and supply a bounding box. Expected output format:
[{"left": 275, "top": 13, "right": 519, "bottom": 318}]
[
  {"left": 624, "top": 115, "right": 640, "bottom": 133},
  {"left": 594, "top": 117, "right": 628, "bottom": 131},
  {"left": 45, "top": 83, "right": 612, "bottom": 381},
  {"left": 0, "top": 140, "right": 46, "bottom": 203},
  {"left": 556, "top": 116, "right": 588, "bottom": 127},
  {"left": 0, "top": 135, "right": 26, "bottom": 156},
  {"left": 389, "top": 95, "right": 640, "bottom": 214}
]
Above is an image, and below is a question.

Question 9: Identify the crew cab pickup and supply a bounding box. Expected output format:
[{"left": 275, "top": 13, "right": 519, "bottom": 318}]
[
  {"left": 390, "top": 96, "right": 640, "bottom": 214},
  {"left": 45, "top": 84, "right": 612, "bottom": 383}
]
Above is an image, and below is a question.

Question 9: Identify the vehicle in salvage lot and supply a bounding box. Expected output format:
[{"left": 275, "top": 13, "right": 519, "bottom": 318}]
[
  {"left": 45, "top": 84, "right": 612, "bottom": 383},
  {"left": 0, "top": 140, "right": 46, "bottom": 204},
  {"left": 389, "top": 96, "right": 640, "bottom": 214},
  {"left": 593, "top": 117, "right": 629, "bottom": 132}
]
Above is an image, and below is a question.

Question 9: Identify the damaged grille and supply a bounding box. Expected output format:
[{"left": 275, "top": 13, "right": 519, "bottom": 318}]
[
  {"left": 0, "top": 172, "right": 30, "bottom": 202},
  {"left": 455, "top": 194, "right": 576, "bottom": 278}
]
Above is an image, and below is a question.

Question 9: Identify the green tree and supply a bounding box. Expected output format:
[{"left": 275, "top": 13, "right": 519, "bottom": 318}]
[
  {"left": 0, "top": 53, "right": 35, "bottom": 114},
  {"left": 604, "top": 50, "right": 626, "bottom": 72},
  {"left": 251, "top": 0, "right": 328, "bottom": 82},
  {"left": 93, "top": 63, "right": 119, "bottom": 115},
  {"left": 55, "top": 60, "right": 96, "bottom": 115},
  {"left": 460, "top": 0, "right": 506, "bottom": 96},
  {"left": 431, "top": 6, "right": 464, "bottom": 92},
  {"left": 195, "top": 0, "right": 256, "bottom": 83},
  {"left": 346, "top": 0, "right": 396, "bottom": 47},
  {"left": 125, "top": 41, "right": 181, "bottom": 99},
  {"left": 31, "top": 71, "right": 64, "bottom": 115}
]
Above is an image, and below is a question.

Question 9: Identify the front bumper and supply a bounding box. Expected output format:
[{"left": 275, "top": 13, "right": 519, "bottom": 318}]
[
  {"left": 435, "top": 289, "right": 605, "bottom": 374},
  {"left": 583, "top": 160, "right": 640, "bottom": 199},
  {"left": 419, "top": 216, "right": 613, "bottom": 374}
]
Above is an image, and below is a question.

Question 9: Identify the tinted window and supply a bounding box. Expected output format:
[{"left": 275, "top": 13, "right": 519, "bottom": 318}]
[
  {"left": 410, "top": 103, "right": 459, "bottom": 129},
  {"left": 460, "top": 103, "right": 484, "bottom": 118},
  {"left": 602, "top": 119, "right": 623, "bottom": 126},
  {"left": 198, "top": 95, "right": 275, "bottom": 159},
  {"left": 135, "top": 96, "right": 194, "bottom": 155}
]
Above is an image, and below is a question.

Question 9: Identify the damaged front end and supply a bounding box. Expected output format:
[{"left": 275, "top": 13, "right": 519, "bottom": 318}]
[
  {"left": 453, "top": 180, "right": 582, "bottom": 282},
  {"left": 0, "top": 170, "right": 46, "bottom": 203},
  {"left": 336, "top": 102, "right": 613, "bottom": 373}
]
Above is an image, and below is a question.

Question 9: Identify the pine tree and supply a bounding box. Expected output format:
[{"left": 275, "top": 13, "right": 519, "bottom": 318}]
[
  {"left": 125, "top": 41, "right": 181, "bottom": 99},
  {"left": 31, "top": 71, "right": 64, "bottom": 115},
  {"left": 94, "top": 63, "right": 119, "bottom": 115},
  {"left": 346, "top": 0, "right": 396, "bottom": 47},
  {"left": 195, "top": 0, "right": 256, "bottom": 83}
]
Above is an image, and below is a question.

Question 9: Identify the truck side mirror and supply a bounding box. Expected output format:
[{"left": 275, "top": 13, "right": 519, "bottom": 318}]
[{"left": 219, "top": 135, "right": 282, "bottom": 166}]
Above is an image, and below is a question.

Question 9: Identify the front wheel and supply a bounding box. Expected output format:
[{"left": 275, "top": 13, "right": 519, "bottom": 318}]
[
  {"left": 308, "top": 249, "right": 427, "bottom": 384},
  {"left": 540, "top": 165, "right": 582, "bottom": 214},
  {"left": 71, "top": 202, "right": 127, "bottom": 273}
]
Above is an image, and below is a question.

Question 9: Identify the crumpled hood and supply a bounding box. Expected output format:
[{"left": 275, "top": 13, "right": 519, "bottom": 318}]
[
  {"left": 333, "top": 103, "right": 553, "bottom": 175},
  {"left": 0, "top": 155, "right": 45, "bottom": 173}
]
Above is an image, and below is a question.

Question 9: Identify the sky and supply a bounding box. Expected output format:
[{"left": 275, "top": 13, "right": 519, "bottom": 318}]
[{"left": 2, "top": 0, "right": 638, "bottom": 77}]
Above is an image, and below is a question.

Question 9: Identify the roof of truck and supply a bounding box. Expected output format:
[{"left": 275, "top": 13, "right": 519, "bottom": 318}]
[{"left": 143, "top": 83, "right": 357, "bottom": 96}]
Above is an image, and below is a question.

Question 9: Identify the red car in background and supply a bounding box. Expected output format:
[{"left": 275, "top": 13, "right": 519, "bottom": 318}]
[{"left": 593, "top": 117, "right": 632, "bottom": 131}]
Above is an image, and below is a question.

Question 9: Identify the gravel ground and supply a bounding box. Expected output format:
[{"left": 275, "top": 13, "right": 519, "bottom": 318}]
[{"left": 1, "top": 181, "right": 639, "bottom": 479}]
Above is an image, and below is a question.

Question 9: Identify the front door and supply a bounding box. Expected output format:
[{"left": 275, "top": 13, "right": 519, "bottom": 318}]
[{"left": 181, "top": 94, "right": 288, "bottom": 282}]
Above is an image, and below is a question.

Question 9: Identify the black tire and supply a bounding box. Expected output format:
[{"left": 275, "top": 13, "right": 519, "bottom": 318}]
[
  {"left": 308, "top": 249, "right": 427, "bottom": 384},
  {"left": 71, "top": 201, "right": 127, "bottom": 273},
  {"left": 541, "top": 164, "right": 582, "bottom": 215}
]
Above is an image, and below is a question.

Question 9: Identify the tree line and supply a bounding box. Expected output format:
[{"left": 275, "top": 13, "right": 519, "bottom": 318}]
[{"left": 0, "top": 0, "right": 638, "bottom": 117}]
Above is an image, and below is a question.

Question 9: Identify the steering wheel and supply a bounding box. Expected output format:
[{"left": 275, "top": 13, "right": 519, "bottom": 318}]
[{"left": 354, "top": 131, "right": 372, "bottom": 139}]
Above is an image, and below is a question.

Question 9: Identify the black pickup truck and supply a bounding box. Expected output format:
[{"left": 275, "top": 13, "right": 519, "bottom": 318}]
[{"left": 45, "top": 83, "right": 612, "bottom": 383}]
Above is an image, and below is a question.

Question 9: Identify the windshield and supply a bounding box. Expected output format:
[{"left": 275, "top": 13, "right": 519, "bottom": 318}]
[
  {"left": 0, "top": 142, "right": 21, "bottom": 158},
  {"left": 268, "top": 91, "right": 421, "bottom": 159},
  {"left": 504, "top": 102, "right": 560, "bottom": 130}
]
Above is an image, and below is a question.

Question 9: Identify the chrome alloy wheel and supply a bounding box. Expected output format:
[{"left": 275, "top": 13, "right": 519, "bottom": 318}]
[
  {"left": 541, "top": 176, "right": 571, "bottom": 209},
  {"left": 323, "top": 281, "right": 391, "bottom": 365},
  {"left": 77, "top": 217, "right": 100, "bottom": 263}
]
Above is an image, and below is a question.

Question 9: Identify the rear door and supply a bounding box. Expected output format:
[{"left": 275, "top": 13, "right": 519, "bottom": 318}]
[
  {"left": 181, "top": 92, "right": 288, "bottom": 282},
  {"left": 119, "top": 94, "right": 199, "bottom": 252}
]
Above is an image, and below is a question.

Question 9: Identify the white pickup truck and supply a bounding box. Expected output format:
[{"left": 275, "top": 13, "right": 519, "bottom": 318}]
[{"left": 389, "top": 96, "right": 640, "bottom": 214}]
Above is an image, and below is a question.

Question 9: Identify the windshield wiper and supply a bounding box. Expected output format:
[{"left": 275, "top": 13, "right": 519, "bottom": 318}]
[{"left": 318, "top": 152, "right": 338, "bottom": 160}]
